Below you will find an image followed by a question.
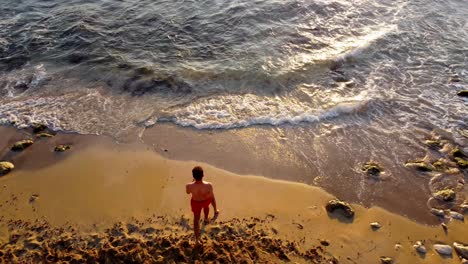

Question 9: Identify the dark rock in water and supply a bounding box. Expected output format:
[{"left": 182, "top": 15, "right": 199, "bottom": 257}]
[
  {"left": 55, "top": 145, "right": 71, "bottom": 152},
  {"left": 36, "top": 133, "right": 54, "bottom": 138},
  {"left": 380, "top": 256, "right": 393, "bottom": 264},
  {"left": 0, "top": 161, "right": 14, "bottom": 176},
  {"left": 32, "top": 124, "right": 47, "bottom": 133},
  {"left": 457, "top": 90, "right": 468, "bottom": 97},
  {"left": 123, "top": 74, "right": 192, "bottom": 96},
  {"left": 362, "top": 161, "right": 383, "bottom": 176},
  {"left": 450, "top": 76, "right": 462, "bottom": 83},
  {"left": 67, "top": 53, "right": 89, "bottom": 64},
  {"left": 430, "top": 208, "right": 445, "bottom": 217},
  {"left": 405, "top": 160, "right": 433, "bottom": 171},
  {"left": 134, "top": 67, "right": 154, "bottom": 76},
  {"left": 325, "top": 199, "right": 355, "bottom": 219},
  {"left": 455, "top": 157, "right": 468, "bottom": 169},
  {"left": 1, "top": 55, "right": 30, "bottom": 71},
  {"left": 452, "top": 147, "right": 466, "bottom": 158},
  {"left": 432, "top": 160, "right": 448, "bottom": 172},
  {"left": 434, "top": 189, "right": 456, "bottom": 202},
  {"left": 11, "top": 139, "right": 34, "bottom": 151}
]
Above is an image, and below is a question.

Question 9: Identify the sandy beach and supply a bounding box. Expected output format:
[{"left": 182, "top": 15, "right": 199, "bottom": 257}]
[{"left": 0, "top": 125, "right": 467, "bottom": 263}]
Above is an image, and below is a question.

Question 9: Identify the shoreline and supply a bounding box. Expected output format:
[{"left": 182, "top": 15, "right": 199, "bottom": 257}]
[{"left": 1, "top": 125, "right": 467, "bottom": 263}]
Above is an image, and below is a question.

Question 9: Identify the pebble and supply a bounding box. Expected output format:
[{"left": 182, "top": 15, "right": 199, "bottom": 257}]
[
  {"left": 394, "top": 243, "right": 402, "bottom": 251},
  {"left": 413, "top": 241, "right": 427, "bottom": 254},
  {"left": 449, "top": 211, "right": 464, "bottom": 221},
  {"left": 370, "top": 222, "right": 381, "bottom": 230},
  {"left": 433, "top": 244, "right": 452, "bottom": 256},
  {"left": 380, "top": 256, "right": 393, "bottom": 264},
  {"left": 430, "top": 208, "right": 445, "bottom": 217},
  {"left": 441, "top": 223, "right": 448, "bottom": 232}
]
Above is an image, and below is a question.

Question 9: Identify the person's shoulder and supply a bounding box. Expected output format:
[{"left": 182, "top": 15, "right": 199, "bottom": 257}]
[{"left": 203, "top": 181, "right": 213, "bottom": 187}]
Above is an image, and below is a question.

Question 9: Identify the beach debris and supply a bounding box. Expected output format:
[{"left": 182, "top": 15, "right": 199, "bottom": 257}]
[
  {"left": 394, "top": 244, "right": 402, "bottom": 251},
  {"left": 380, "top": 256, "right": 393, "bottom": 264},
  {"left": 457, "top": 90, "right": 468, "bottom": 97},
  {"left": 430, "top": 208, "right": 445, "bottom": 217},
  {"left": 36, "top": 132, "right": 54, "bottom": 138},
  {"left": 29, "top": 194, "right": 39, "bottom": 203},
  {"left": 454, "top": 242, "right": 468, "bottom": 259},
  {"left": 0, "top": 161, "right": 15, "bottom": 176},
  {"left": 449, "top": 211, "right": 464, "bottom": 221},
  {"left": 434, "top": 189, "right": 456, "bottom": 202},
  {"left": 11, "top": 139, "right": 34, "bottom": 151},
  {"left": 425, "top": 139, "right": 443, "bottom": 149},
  {"left": 433, "top": 244, "right": 452, "bottom": 256},
  {"left": 413, "top": 241, "right": 427, "bottom": 254},
  {"left": 325, "top": 199, "right": 355, "bottom": 219},
  {"left": 405, "top": 160, "right": 433, "bottom": 171},
  {"left": 370, "top": 222, "right": 381, "bottom": 230},
  {"left": 361, "top": 161, "right": 383, "bottom": 176},
  {"left": 32, "top": 124, "right": 47, "bottom": 134},
  {"left": 54, "top": 145, "right": 71, "bottom": 152}
]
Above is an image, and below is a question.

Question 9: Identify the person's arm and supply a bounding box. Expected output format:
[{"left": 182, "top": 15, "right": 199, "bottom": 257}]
[
  {"left": 186, "top": 183, "right": 191, "bottom": 194},
  {"left": 210, "top": 184, "right": 218, "bottom": 212}
]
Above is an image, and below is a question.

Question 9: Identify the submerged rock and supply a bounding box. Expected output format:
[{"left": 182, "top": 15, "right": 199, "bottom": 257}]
[
  {"left": 32, "top": 124, "right": 47, "bottom": 134},
  {"left": 380, "top": 256, "right": 393, "bottom": 264},
  {"left": 425, "top": 139, "right": 442, "bottom": 149},
  {"left": 454, "top": 157, "right": 468, "bottom": 169},
  {"left": 452, "top": 147, "right": 466, "bottom": 158},
  {"left": 454, "top": 242, "right": 468, "bottom": 259},
  {"left": 413, "top": 241, "right": 427, "bottom": 254},
  {"left": 36, "top": 132, "right": 54, "bottom": 138},
  {"left": 370, "top": 222, "right": 381, "bottom": 230},
  {"left": 457, "top": 90, "right": 468, "bottom": 97},
  {"left": 0, "top": 161, "right": 14, "bottom": 176},
  {"left": 430, "top": 208, "right": 445, "bottom": 217},
  {"left": 362, "top": 162, "right": 384, "bottom": 176},
  {"left": 434, "top": 189, "right": 456, "bottom": 202},
  {"left": 432, "top": 160, "right": 449, "bottom": 172},
  {"left": 405, "top": 161, "right": 433, "bottom": 171},
  {"left": 11, "top": 139, "right": 34, "bottom": 151},
  {"left": 54, "top": 145, "right": 71, "bottom": 152},
  {"left": 434, "top": 244, "right": 452, "bottom": 256},
  {"left": 325, "top": 199, "right": 355, "bottom": 219}
]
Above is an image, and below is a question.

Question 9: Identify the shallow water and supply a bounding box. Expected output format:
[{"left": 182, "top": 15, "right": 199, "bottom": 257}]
[{"left": 0, "top": 0, "right": 467, "bottom": 219}]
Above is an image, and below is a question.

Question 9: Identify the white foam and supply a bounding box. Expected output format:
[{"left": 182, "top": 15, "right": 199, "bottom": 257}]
[{"left": 168, "top": 92, "right": 370, "bottom": 129}]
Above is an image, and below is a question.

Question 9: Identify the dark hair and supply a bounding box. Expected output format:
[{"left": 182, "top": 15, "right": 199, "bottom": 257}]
[{"left": 192, "top": 166, "right": 204, "bottom": 181}]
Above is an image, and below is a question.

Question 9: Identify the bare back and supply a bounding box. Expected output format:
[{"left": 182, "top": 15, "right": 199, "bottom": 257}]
[{"left": 186, "top": 181, "right": 213, "bottom": 201}]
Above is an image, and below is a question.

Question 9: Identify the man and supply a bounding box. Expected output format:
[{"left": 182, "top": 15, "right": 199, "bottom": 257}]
[{"left": 186, "top": 166, "right": 219, "bottom": 244}]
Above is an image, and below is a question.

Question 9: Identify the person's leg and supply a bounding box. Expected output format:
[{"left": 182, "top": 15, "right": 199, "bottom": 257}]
[
  {"left": 203, "top": 205, "right": 210, "bottom": 224},
  {"left": 193, "top": 213, "right": 201, "bottom": 244}
]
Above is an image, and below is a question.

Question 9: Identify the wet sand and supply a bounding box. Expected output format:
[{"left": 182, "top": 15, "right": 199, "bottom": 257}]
[{"left": 0, "top": 125, "right": 467, "bottom": 263}]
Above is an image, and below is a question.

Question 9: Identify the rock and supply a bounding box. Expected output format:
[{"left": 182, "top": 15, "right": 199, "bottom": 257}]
[
  {"left": 325, "top": 199, "right": 355, "bottom": 219},
  {"left": 430, "top": 208, "right": 445, "bottom": 217},
  {"left": 394, "top": 244, "right": 402, "bottom": 251},
  {"left": 433, "top": 244, "right": 452, "bottom": 256},
  {"left": 32, "top": 124, "right": 47, "bottom": 133},
  {"left": 29, "top": 194, "right": 39, "bottom": 203},
  {"left": 0, "top": 161, "right": 14, "bottom": 176},
  {"left": 457, "top": 90, "right": 468, "bottom": 97},
  {"left": 454, "top": 157, "right": 468, "bottom": 169},
  {"left": 405, "top": 161, "right": 433, "bottom": 171},
  {"left": 11, "top": 139, "right": 34, "bottom": 151},
  {"left": 452, "top": 147, "right": 466, "bottom": 158},
  {"left": 380, "top": 256, "right": 393, "bottom": 264},
  {"left": 449, "top": 211, "right": 464, "bottom": 221},
  {"left": 434, "top": 189, "right": 456, "bottom": 202},
  {"left": 413, "top": 241, "right": 427, "bottom": 254},
  {"left": 425, "top": 139, "right": 442, "bottom": 149},
  {"left": 454, "top": 242, "right": 468, "bottom": 259},
  {"left": 370, "top": 222, "right": 381, "bottom": 230},
  {"left": 36, "top": 133, "right": 54, "bottom": 138},
  {"left": 450, "top": 75, "right": 462, "bottom": 82},
  {"left": 54, "top": 145, "right": 71, "bottom": 152},
  {"left": 362, "top": 162, "right": 384, "bottom": 176},
  {"left": 441, "top": 223, "right": 448, "bottom": 232},
  {"left": 432, "top": 160, "right": 448, "bottom": 171}
]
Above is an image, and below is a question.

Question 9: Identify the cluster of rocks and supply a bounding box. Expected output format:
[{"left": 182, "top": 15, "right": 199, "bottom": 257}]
[{"left": 0, "top": 124, "right": 72, "bottom": 177}]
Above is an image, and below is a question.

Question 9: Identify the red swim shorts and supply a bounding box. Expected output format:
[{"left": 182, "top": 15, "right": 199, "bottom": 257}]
[{"left": 191, "top": 198, "right": 212, "bottom": 215}]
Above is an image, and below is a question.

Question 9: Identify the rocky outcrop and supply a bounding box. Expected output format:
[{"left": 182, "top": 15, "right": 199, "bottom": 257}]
[
  {"left": 405, "top": 160, "right": 433, "bottom": 171},
  {"left": 325, "top": 199, "right": 355, "bottom": 219},
  {"left": 11, "top": 139, "right": 34, "bottom": 151},
  {"left": 434, "top": 189, "right": 456, "bottom": 202},
  {"left": 0, "top": 161, "right": 14, "bottom": 176}
]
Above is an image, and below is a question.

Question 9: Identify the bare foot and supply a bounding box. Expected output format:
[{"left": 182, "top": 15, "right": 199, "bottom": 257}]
[
  {"left": 203, "top": 218, "right": 210, "bottom": 225},
  {"left": 212, "top": 210, "right": 220, "bottom": 221}
]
